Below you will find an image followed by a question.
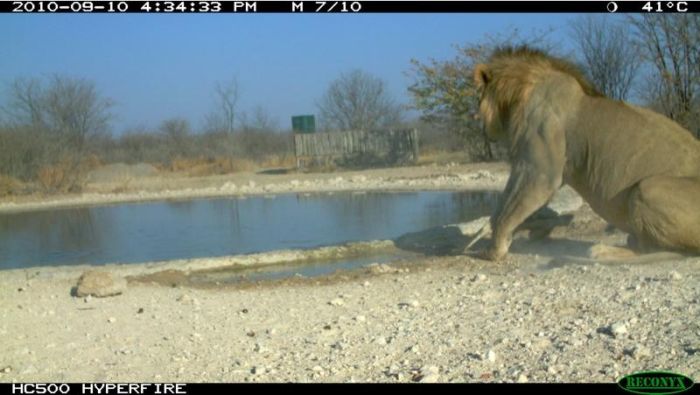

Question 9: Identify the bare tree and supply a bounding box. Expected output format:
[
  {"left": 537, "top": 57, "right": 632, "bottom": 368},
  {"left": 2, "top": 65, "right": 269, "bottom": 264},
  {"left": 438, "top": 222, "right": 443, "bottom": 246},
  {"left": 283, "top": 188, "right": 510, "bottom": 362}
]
[
  {"left": 42, "top": 75, "right": 113, "bottom": 152},
  {"left": 570, "top": 16, "right": 640, "bottom": 100},
  {"left": 1, "top": 75, "right": 113, "bottom": 191},
  {"left": 213, "top": 78, "right": 240, "bottom": 134},
  {"left": 159, "top": 117, "right": 192, "bottom": 158},
  {"left": 317, "top": 70, "right": 402, "bottom": 132},
  {"left": 3, "top": 78, "right": 46, "bottom": 127},
  {"left": 239, "top": 105, "right": 279, "bottom": 132},
  {"left": 631, "top": 14, "right": 700, "bottom": 137}
]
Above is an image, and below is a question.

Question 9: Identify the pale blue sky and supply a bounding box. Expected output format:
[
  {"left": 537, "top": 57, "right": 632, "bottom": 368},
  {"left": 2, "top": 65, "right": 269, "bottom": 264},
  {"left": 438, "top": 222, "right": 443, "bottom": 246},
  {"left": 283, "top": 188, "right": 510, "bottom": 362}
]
[{"left": 1, "top": 13, "right": 584, "bottom": 133}]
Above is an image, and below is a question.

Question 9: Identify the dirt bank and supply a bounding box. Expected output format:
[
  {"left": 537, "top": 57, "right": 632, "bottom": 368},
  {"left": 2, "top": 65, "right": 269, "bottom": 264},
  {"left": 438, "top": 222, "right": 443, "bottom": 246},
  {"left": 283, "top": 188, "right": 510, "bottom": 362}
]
[{"left": 0, "top": 163, "right": 509, "bottom": 213}]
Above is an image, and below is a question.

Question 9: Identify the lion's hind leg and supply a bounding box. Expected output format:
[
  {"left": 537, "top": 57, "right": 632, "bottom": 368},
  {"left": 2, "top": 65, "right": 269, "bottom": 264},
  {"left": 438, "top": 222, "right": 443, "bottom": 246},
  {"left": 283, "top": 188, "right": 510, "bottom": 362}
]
[{"left": 628, "top": 176, "right": 700, "bottom": 254}]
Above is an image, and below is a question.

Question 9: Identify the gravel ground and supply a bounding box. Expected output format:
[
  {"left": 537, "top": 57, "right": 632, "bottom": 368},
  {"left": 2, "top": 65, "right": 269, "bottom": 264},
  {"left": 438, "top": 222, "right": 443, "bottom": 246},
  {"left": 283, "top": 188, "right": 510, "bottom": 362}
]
[
  {"left": 1, "top": 253, "right": 698, "bottom": 383},
  {"left": 0, "top": 162, "right": 698, "bottom": 383}
]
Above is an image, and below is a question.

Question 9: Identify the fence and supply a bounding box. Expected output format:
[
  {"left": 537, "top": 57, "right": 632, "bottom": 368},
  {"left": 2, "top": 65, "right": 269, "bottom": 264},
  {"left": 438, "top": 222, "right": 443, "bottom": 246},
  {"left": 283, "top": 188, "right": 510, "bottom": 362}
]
[{"left": 293, "top": 129, "right": 419, "bottom": 168}]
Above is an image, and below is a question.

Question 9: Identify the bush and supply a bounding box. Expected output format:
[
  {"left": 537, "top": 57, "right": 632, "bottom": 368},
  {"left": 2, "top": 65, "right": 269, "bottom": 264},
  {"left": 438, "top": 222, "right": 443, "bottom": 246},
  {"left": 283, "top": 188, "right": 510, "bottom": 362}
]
[
  {"left": 36, "top": 155, "right": 100, "bottom": 193},
  {"left": 0, "top": 174, "right": 21, "bottom": 197}
]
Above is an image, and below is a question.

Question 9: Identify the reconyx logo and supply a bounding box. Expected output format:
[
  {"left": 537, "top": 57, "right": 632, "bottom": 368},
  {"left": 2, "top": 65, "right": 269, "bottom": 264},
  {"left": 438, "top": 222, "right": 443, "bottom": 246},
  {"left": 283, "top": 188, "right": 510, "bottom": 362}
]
[{"left": 618, "top": 371, "right": 695, "bottom": 395}]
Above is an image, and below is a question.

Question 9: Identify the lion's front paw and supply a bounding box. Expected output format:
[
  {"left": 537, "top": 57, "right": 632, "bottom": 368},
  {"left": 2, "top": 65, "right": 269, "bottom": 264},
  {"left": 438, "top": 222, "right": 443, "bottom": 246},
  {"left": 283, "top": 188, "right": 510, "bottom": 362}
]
[{"left": 477, "top": 247, "right": 507, "bottom": 262}]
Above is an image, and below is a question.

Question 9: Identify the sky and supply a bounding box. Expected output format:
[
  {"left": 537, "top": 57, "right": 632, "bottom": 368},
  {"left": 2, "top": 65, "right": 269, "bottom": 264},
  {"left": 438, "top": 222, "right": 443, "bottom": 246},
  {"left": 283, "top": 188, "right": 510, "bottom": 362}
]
[{"left": 1, "top": 12, "right": 584, "bottom": 134}]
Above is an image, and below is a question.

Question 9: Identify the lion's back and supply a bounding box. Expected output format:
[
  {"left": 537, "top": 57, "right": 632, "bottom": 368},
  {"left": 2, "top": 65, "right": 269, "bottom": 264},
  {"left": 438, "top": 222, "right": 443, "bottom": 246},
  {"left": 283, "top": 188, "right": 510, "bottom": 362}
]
[{"left": 571, "top": 97, "right": 700, "bottom": 179}]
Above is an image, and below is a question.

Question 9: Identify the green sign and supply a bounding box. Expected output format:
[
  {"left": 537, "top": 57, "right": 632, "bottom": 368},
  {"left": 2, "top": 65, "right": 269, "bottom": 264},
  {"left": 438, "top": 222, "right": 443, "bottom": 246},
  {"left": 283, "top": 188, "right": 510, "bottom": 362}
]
[{"left": 292, "top": 115, "right": 315, "bottom": 133}]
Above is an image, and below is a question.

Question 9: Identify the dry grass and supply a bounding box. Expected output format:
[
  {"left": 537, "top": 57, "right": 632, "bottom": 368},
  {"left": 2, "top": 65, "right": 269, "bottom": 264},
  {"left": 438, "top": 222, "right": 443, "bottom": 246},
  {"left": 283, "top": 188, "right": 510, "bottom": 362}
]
[
  {"left": 167, "top": 155, "right": 296, "bottom": 177},
  {"left": 110, "top": 176, "right": 134, "bottom": 194},
  {"left": 258, "top": 154, "right": 296, "bottom": 169},
  {"left": 416, "top": 149, "right": 472, "bottom": 165},
  {"left": 168, "top": 156, "right": 255, "bottom": 176}
]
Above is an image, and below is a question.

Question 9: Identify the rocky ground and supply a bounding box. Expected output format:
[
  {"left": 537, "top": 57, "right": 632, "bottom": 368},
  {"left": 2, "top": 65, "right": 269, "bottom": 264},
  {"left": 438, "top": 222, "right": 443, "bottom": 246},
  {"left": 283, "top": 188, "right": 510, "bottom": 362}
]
[{"left": 0, "top": 162, "right": 698, "bottom": 383}]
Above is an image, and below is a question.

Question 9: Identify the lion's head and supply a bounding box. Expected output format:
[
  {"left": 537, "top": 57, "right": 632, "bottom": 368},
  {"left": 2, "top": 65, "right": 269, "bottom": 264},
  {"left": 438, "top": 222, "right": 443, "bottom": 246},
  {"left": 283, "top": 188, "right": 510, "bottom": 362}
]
[{"left": 472, "top": 46, "right": 603, "bottom": 142}]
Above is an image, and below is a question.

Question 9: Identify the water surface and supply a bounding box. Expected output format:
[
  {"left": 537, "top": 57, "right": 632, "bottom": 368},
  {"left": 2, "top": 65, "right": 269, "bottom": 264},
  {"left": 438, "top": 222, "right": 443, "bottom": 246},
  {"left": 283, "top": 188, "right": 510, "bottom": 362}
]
[{"left": 0, "top": 191, "right": 498, "bottom": 270}]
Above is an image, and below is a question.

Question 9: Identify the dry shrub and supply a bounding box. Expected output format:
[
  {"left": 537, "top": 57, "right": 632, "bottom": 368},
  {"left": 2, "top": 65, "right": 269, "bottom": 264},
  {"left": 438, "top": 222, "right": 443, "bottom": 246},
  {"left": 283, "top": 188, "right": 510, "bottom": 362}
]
[
  {"left": 37, "top": 156, "right": 99, "bottom": 193},
  {"left": 0, "top": 174, "right": 21, "bottom": 197},
  {"left": 259, "top": 154, "right": 296, "bottom": 169},
  {"left": 168, "top": 157, "right": 198, "bottom": 173},
  {"left": 300, "top": 157, "right": 337, "bottom": 173},
  {"left": 168, "top": 156, "right": 258, "bottom": 177},
  {"left": 84, "top": 153, "right": 103, "bottom": 169},
  {"left": 37, "top": 162, "right": 71, "bottom": 193},
  {"left": 229, "top": 158, "right": 257, "bottom": 172},
  {"left": 186, "top": 157, "right": 232, "bottom": 177}
]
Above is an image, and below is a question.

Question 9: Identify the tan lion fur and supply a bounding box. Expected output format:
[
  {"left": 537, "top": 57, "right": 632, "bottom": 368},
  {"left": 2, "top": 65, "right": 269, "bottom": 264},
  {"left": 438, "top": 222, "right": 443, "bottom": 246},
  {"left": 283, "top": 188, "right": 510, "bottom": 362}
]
[{"left": 471, "top": 46, "right": 700, "bottom": 261}]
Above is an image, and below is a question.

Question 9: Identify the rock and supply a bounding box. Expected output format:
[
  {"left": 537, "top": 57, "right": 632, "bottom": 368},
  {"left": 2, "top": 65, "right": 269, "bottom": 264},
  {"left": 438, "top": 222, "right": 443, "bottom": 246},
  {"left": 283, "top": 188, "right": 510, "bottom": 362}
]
[
  {"left": 472, "top": 274, "right": 488, "bottom": 283},
  {"left": 419, "top": 374, "right": 440, "bottom": 383},
  {"left": 457, "top": 216, "right": 491, "bottom": 237},
  {"left": 547, "top": 185, "right": 583, "bottom": 215},
  {"left": 630, "top": 345, "right": 652, "bottom": 360},
  {"left": 418, "top": 366, "right": 440, "bottom": 383},
  {"left": 329, "top": 298, "right": 344, "bottom": 306},
  {"left": 177, "top": 294, "right": 198, "bottom": 305},
  {"left": 669, "top": 271, "right": 683, "bottom": 281},
  {"left": 253, "top": 343, "right": 266, "bottom": 353},
  {"left": 486, "top": 349, "right": 497, "bottom": 363},
  {"left": 331, "top": 341, "right": 346, "bottom": 351},
  {"left": 398, "top": 300, "right": 419, "bottom": 309},
  {"left": 107, "top": 317, "right": 116, "bottom": 323},
  {"left": 75, "top": 271, "right": 126, "bottom": 298},
  {"left": 367, "top": 264, "right": 397, "bottom": 274},
  {"left": 610, "top": 322, "right": 628, "bottom": 338},
  {"left": 517, "top": 374, "right": 529, "bottom": 383}
]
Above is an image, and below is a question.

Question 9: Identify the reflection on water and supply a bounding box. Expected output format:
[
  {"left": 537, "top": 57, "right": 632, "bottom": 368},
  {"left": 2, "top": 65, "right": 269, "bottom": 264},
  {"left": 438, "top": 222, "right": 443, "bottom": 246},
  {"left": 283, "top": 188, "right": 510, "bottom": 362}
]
[{"left": 0, "top": 191, "right": 498, "bottom": 270}]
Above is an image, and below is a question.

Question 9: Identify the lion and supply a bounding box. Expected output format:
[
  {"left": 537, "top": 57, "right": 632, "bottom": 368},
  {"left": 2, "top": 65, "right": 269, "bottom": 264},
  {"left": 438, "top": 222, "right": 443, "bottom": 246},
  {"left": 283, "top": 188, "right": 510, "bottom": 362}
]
[{"left": 468, "top": 46, "right": 700, "bottom": 261}]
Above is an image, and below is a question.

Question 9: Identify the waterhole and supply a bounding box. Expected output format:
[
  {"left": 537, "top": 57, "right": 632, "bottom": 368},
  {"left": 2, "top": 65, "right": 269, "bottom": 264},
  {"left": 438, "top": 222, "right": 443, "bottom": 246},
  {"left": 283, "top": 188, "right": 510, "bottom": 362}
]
[{"left": 0, "top": 191, "right": 498, "bottom": 272}]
